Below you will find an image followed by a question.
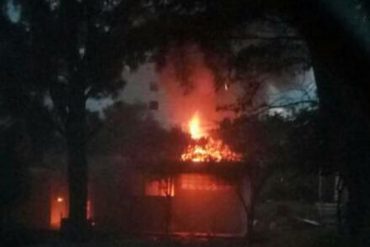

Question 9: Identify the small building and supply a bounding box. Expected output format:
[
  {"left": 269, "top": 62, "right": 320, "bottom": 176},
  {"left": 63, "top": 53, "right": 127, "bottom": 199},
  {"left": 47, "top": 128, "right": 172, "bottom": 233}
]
[
  {"left": 16, "top": 157, "right": 251, "bottom": 237},
  {"left": 127, "top": 161, "right": 250, "bottom": 237}
]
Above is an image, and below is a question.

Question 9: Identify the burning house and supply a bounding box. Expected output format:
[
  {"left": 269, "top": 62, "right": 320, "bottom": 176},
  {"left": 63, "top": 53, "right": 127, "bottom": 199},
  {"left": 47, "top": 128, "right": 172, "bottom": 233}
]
[
  {"left": 17, "top": 46, "right": 252, "bottom": 237},
  {"left": 124, "top": 113, "right": 249, "bottom": 237},
  {"left": 90, "top": 112, "right": 250, "bottom": 237},
  {"left": 17, "top": 111, "right": 251, "bottom": 237},
  {"left": 130, "top": 161, "right": 248, "bottom": 237}
]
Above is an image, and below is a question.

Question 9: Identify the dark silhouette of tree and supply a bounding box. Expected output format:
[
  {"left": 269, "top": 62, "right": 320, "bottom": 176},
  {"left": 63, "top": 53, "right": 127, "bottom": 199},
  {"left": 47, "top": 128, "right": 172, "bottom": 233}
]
[
  {"left": 294, "top": 3, "right": 370, "bottom": 245},
  {"left": 1, "top": 0, "right": 160, "bottom": 239},
  {"left": 89, "top": 102, "right": 187, "bottom": 163},
  {"left": 0, "top": 5, "right": 56, "bottom": 237},
  {"left": 220, "top": 109, "right": 332, "bottom": 244},
  {"left": 220, "top": 113, "right": 291, "bottom": 244},
  {"left": 0, "top": 122, "right": 29, "bottom": 238}
]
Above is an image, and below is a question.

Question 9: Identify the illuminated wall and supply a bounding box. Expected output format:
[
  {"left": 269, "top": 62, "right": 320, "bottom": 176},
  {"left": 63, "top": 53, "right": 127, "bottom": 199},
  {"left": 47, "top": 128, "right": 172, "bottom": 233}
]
[
  {"left": 49, "top": 186, "right": 94, "bottom": 229},
  {"left": 50, "top": 194, "right": 68, "bottom": 229},
  {"left": 133, "top": 172, "right": 247, "bottom": 236},
  {"left": 172, "top": 173, "right": 246, "bottom": 236}
]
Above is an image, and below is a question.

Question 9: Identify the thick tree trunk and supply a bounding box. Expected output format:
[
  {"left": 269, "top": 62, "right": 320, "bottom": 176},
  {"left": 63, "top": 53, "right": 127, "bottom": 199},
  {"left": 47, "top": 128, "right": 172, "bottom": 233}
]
[
  {"left": 344, "top": 141, "right": 370, "bottom": 245},
  {"left": 62, "top": 85, "right": 89, "bottom": 240},
  {"left": 309, "top": 44, "right": 370, "bottom": 247},
  {"left": 297, "top": 2, "right": 370, "bottom": 245}
]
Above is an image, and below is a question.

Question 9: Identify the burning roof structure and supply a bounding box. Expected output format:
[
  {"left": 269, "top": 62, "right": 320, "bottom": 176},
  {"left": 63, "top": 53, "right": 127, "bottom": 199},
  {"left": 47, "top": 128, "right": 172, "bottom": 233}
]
[
  {"left": 180, "top": 112, "right": 243, "bottom": 163},
  {"left": 131, "top": 113, "right": 247, "bottom": 236}
]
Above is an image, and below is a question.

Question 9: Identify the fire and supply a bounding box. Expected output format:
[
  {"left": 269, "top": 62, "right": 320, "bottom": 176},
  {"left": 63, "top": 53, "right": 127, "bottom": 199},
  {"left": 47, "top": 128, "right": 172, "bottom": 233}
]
[
  {"left": 188, "top": 112, "right": 205, "bottom": 139},
  {"left": 181, "top": 113, "right": 242, "bottom": 162}
]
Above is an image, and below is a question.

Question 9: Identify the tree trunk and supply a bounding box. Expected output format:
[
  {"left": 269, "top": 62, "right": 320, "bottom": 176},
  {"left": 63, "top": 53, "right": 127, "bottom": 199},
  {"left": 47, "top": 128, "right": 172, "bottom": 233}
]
[
  {"left": 235, "top": 182, "right": 250, "bottom": 244},
  {"left": 335, "top": 176, "right": 344, "bottom": 233},
  {"left": 236, "top": 173, "right": 258, "bottom": 247},
  {"left": 246, "top": 198, "right": 256, "bottom": 247},
  {"left": 309, "top": 44, "right": 370, "bottom": 246},
  {"left": 297, "top": 2, "right": 370, "bottom": 245},
  {"left": 344, "top": 154, "right": 370, "bottom": 246},
  {"left": 62, "top": 85, "right": 89, "bottom": 240}
]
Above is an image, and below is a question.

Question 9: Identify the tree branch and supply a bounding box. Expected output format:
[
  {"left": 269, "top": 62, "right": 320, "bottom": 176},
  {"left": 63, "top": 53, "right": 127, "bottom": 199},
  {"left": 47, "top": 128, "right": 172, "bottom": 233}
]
[{"left": 228, "top": 34, "right": 304, "bottom": 41}]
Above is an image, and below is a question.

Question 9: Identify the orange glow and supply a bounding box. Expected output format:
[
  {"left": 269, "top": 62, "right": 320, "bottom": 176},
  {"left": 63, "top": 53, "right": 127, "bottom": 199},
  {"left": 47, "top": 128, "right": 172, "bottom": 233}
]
[
  {"left": 188, "top": 112, "right": 204, "bottom": 139},
  {"left": 87, "top": 200, "right": 93, "bottom": 220},
  {"left": 145, "top": 178, "right": 175, "bottom": 197},
  {"left": 50, "top": 195, "right": 67, "bottom": 229},
  {"left": 181, "top": 112, "right": 242, "bottom": 162},
  {"left": 50, "top": 195, "right": 93, "bottom": 229},
  {"left": 181, "top": 174, "right": 232, "bottom": 191}
]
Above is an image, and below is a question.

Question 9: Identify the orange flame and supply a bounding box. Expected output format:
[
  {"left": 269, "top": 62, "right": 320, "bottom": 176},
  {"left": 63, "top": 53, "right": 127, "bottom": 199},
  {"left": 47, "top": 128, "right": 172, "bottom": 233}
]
[
  {"left": 188, "top": 112, "right": 205, "bottom": 139},
  {"left": 181, "top": 112, "right": 242, "bottom": 162}
]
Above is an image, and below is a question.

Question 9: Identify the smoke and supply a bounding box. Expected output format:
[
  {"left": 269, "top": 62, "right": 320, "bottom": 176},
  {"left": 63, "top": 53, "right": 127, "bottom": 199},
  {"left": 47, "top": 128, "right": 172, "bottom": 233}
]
[
  {"left": 155, "top": 42, "right": 316, "bottom": 128},
  {"left": 157, "top": 43, "right": 237, "bottom": 132}
]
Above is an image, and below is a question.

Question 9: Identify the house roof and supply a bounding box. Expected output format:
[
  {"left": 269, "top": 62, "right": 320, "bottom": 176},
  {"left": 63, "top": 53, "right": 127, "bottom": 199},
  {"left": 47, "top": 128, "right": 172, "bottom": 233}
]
[{"left": 136, "top": 160, "right": 248, "bottom": 178}]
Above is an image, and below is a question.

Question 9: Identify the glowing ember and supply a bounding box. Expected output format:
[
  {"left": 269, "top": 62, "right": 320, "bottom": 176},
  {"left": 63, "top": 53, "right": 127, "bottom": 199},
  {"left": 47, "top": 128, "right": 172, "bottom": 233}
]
[{"left": 181, "top": 113, "right": 242, "bottom": 162}]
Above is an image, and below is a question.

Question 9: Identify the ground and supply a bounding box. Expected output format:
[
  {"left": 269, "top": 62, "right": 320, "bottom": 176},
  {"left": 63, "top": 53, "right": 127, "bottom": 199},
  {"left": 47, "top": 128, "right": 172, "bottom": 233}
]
[
  {"left": 8, "top": 201, "right": 347, "bottom": 247},
  {"left": 24, "top": 229, "right": 346, "bottom": 247}
]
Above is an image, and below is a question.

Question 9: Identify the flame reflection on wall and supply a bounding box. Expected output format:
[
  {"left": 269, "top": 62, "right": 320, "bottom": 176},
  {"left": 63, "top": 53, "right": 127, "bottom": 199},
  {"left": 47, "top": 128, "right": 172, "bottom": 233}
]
[
  {"left": 50, "top": 195, "right": 93, "bottom": 229},
  {"left": 145, "top": 178, "right": 175, "bottom": 197},
  {"left": 180, "top": 174, "right": 232, "bottom": 191},
  {"left": 50, "top": 195, "right": 68, "bottom": 229}
]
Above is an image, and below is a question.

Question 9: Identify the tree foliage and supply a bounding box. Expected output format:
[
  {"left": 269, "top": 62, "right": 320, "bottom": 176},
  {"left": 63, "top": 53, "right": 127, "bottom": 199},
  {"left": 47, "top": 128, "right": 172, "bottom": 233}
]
[
  {"left": 220, "top": 108, "right": 331, "bottom": 204},
  {"left": 89, "top": 102, "right": 188, "bottom": 163},
  {"left": 1, "top": 0, "right": 165, "bottom": 234}
]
